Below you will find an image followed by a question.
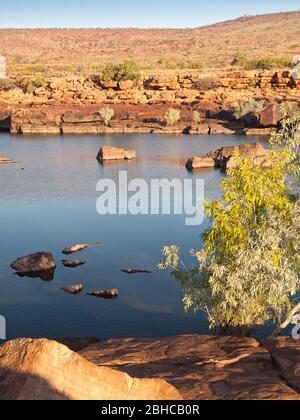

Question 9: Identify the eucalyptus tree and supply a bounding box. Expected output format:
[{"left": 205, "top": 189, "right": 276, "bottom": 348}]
[{"left": 159, "top": 105, "right": 300, "bottom": 337}]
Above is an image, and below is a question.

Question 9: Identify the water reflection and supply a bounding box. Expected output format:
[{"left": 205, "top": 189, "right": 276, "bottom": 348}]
[{"left": 0, "top": 132, "right": 269, "bottom": 340}]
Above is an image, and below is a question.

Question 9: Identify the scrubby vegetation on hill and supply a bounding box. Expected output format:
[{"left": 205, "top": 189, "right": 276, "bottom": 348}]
[{"left": 0, "top": 12, "right": 299, "bottom": 76}]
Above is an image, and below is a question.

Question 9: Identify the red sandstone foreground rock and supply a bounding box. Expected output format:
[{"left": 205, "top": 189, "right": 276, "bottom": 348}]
[
  {"left": 80, "top": 334, "right": 300, "bottom": 400},
  {"left": 97, "top": 145, "right": 136, "bottom": 162},
  {"left": 263, "top": 337, "right": 300, "bottom": 393},
  {"left": 0, "top": 335, "right": 299, "bottom": 400},
  {"left": 0, "top": 338, "right": 181, "bottom": 400},
  {"left": 186, "top": 143, "right": 271, "bottom": 170}
]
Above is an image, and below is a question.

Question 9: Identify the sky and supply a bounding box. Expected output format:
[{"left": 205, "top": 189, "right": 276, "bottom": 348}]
[{"left": 0, "top": 0, "right": 298, "bottom": 28}]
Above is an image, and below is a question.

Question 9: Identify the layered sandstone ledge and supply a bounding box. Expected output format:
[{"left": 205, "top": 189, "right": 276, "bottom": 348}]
[
  {"left": 4, "top": 102, "right": 281, "bottom": 136},
  {"left": 0, "top": 334, "right": 299, "bottom": 400},
  {"left": 1, "top": 70, "right": 298, "bottom": 136},
  {"left": 1, "top": 70, "right": 299, "bottom": 107}
]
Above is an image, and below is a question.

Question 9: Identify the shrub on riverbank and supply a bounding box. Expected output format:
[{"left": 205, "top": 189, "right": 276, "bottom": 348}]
[
  {"left": 164, "top": 108, "right": 181, "bottom": 127},
  {"left": 99, "top": 106, "right": 115, "bottom": 126},
  {"left": 234, "top": 99, "right": 265, "bottom": 120}
]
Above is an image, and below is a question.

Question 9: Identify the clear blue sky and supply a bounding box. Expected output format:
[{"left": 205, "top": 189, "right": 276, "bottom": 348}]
[{"left": 0, "top": 0, "right": 298, "bottom": 28}]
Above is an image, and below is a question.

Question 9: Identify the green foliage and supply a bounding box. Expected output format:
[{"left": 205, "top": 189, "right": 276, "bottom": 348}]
[
  {"left": 231, "top": 53, "right": 292, "bottom": 70},
  {"left": 164, "top": 108, "right": 181, "bottom": 127},
  {"left": 231, "top": 51, "right": 248, "bottom": 68},
  {"left": 0, "top": 79, "right": 15, "bottom": 92},
  {"left": 22, "top": 77, "right": 47, "bottom": 94},
  {"left": 100, "top": 60, "right": 140, "bottom": 82},
  {"left": 234, "top": 99, "right": 265, "bottom": 121},
  {"left": 159, "top": 107, "right": 300, "bottom": 337},
  {"left": 246, "top": 56, "right": 292, "bottom": 70},
  {"left": 193, "top": 111, "right": 201, "bottom": 124},
  {"left": 99, "top": 106, "right": 115, "bottom": 126}
]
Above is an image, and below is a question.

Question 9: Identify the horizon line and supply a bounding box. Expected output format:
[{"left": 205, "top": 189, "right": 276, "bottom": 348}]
[{"left": 0, "top": 10, "right": 299, "bottom": 31}]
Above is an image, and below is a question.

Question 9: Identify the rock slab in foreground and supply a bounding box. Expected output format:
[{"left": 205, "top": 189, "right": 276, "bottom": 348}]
[
  {"left": 10, "top": 252, "right": 56, "bottom": 275},
  {"left": 97, "top": 146, "right": 136, "bottom": 162},
  {"left": 81, "top": 334, "right": 300, "bottom": 400},
  {"left": 0, "top": 338, "right": 181, "bottom": 400}
]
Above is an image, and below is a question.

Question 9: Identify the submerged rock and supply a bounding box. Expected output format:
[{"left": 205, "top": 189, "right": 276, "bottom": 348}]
[
  {"left": 62, "top": 260, "right": 86, "bottom": 268},
  {"left": 16, "top": 268, "right": 56, "bottom": 282},
  {"left": 97, "top": 146, "right": 136, "bottom": 162},
  {"left": 87, "top": 289, "right": 119, "bottom": 299},
  {"left": 0, "top": 156, "right": 16, "bottom": 164},
  {"left": 62, "top": 284, "right": 83, "bottom": 295},
  {"left": 11, "top": 252, "right": 56, "bottom": 278},
  {"left": 121, "top": 269, "right": 152, "bottom": 274},
  {"left": 62, "top": 244, "right": 88, "bottom": 255},
  {"left": 0, "top": 338, "right": 181, "bottom": 400}
]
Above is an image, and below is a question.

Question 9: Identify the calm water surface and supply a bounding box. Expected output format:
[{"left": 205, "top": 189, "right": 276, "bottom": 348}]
[{"left": 0, "top": 132, "right": 272, "bottom": 340}]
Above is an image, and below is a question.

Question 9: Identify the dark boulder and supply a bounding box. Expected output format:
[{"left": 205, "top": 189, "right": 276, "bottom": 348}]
[{"left": 11, "top": 252, "right": 56, "bottom": 279}]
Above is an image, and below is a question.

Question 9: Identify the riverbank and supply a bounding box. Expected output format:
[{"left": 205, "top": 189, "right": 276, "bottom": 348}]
[
  {"left": 0, "top": 102, "right": 280, "bottom": 136},
  {"left": 0, "top": 334, "right": 299, "bottom": 400},
  {"left": 1, "top": 70, "right": 297, "bottom": 135}
]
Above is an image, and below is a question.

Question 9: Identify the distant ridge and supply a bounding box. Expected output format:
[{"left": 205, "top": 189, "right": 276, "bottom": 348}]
[{"left": 0, "top": 11, "right": 299, "bottom": 71}]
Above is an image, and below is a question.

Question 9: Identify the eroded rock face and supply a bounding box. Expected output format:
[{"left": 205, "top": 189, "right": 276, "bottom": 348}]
[
  {"left": 216, "top": 143, "right": 271, "bottom": 169},
  {"left": 80, "top": 334, "right": 300, "bottom": 400},
  {"left": 257, "top": 104, "right": 283, "bottom": 127},
  {"left": 10, "top": 252, "right": 56, "bottom": 276},
  {"left": 187, "top": 143, "right": 271, "bottom": 171},
  {"left": 263, "top": 337, "right": 300, "bottom": 393},
  {"left": 0, "top": 338, "right": 181, "bottom": 400},
  {"left": 97, "top": 146, "right": 136, "bottom": 162}
]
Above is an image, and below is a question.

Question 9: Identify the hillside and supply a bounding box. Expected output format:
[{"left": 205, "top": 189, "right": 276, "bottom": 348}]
[{"left": 0, "top": 11, "right": 299, "bottom": 75}]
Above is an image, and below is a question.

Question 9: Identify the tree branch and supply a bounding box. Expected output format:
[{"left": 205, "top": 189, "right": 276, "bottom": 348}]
[{"left": 271, "top": 302, "right": 300, "bottom": 338}]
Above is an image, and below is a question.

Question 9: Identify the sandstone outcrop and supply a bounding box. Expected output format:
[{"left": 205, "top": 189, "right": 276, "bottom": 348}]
[
  {"left": 97, "top": 146, "right": 136, "bottom": 162},
  {"left": 0, "top": 338, "right": 181, "bottom": 400},
  {"left": 10, "top": 252, "right": 56, "bottom": 277},
  {"left": 80, "top": 334, "right": 300, "bottom": 400},
  {"left": 186, "top": 156, "right": 216, "bottom": 170},
  {"left": 186, "top": 143, "right": 271, "bottom": 171},
  {"left": 263, "top": 337, "right": 300, "bottom": 393},
  {"left": 256, "top": 103, "right": 283, "bottom": 127}
]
